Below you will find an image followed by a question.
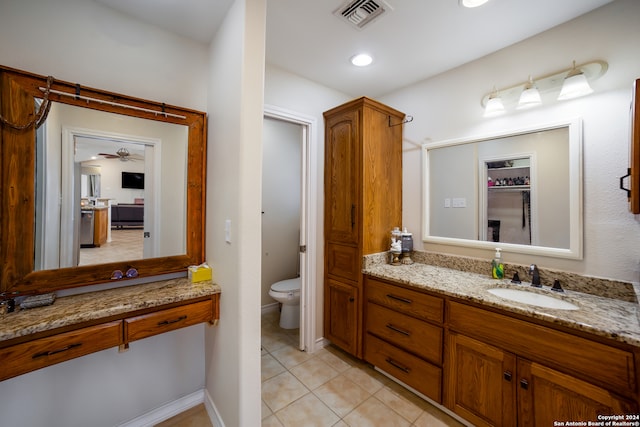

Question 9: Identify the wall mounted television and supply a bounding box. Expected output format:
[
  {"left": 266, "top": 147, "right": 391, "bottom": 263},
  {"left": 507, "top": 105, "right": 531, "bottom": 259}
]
[{"left": 121, "top": 171, "right": 144, "bottom": 190}]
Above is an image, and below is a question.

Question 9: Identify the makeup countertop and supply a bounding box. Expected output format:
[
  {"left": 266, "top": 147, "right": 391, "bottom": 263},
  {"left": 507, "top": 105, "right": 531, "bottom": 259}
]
[
  {"left": 363, "top": 261, "right": 640, "bottom": 347},
  {"left": 0, "top": 278, "right": 220, "bottom": 343}
]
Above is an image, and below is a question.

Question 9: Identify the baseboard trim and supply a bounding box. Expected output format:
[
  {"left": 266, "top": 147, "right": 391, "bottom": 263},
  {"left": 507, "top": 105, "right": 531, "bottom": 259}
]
[
  {"left": 261, "top": 302, "right": 280, "bottom": 316},
  {"left": 314, "top": 337, "right": 330, "bottom": 353},
  {"left": 204, "top": 388, "right": 226, "bottom": 427},
  {"left": 116, "top": 388, "right": 224, "bottom": 427}
]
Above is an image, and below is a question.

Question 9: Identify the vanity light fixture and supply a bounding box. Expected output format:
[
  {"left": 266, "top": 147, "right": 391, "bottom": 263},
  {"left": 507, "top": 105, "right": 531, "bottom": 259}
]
[
  {"left": 350, "top": 53, "right": 373, "bottom": 67},
  {"left": 516, "top": 76, "right": 542, "bottom": 110},
  {"left": 557, "top": 61, "right": 593, "bottom": 100},
  {"left": 460, "top": 0, "right": 490, "bottom": 7},
  {"left": 481, "top": 59, "right": 607, "bottom": 117},
  {"left": 484, "top": 87, "right": 505, "bottom": 117}
]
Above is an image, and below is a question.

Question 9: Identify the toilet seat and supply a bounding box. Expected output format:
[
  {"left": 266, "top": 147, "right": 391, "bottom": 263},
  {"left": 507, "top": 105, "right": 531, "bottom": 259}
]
[{"left": 271, "top": 277, "right": 300, "bottom": 294}]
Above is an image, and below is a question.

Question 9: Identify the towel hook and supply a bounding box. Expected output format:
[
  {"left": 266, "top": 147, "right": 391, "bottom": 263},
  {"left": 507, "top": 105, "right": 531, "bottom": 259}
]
[{"left": 389, "top": 115, "right": 413, "bottom": 127}]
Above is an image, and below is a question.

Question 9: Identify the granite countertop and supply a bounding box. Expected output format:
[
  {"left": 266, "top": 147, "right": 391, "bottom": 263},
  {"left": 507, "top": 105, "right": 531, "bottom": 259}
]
[
  {"left": 363, "top": 261, "right": 640, "bottom": 347},
  {"left": 0, "top": 278, "right": 221, "bottom": 342}
]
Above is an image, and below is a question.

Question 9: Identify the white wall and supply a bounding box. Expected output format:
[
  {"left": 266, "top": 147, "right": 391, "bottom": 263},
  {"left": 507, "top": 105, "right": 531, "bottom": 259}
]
[
  {"left": 261, "top": 117, "right": 302, "bottom": 306},
  {"left": 381, "top": 0, "right": 640, "bottom": 283},
  {"left": 0, "top": 1, "right": 211, "bottom": 426},
  {"left": 204, "top": 1, "right": 266, "bottom": 426}
]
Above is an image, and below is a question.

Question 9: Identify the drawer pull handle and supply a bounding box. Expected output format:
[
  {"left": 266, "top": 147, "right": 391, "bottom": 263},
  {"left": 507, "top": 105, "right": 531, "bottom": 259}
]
[
  {"left": 32, "top": 343, "right": 82, "bottom": 359},
  {"left": 158, "top": 315, "right": 187, "bottom": 326},
  {"left": 385, "top": 323, "right": 410, "bottom": 336},
  {"left": 520, "top": 379, "right": 529, "bottom": 390},
  {"left": 386, "top": 294, "right": 412, "bottom": 304},
  {"left": 385, "top": 357, "right": 410, "bottom": 374},
  {"left": 503, "top": 371, "right": 512, "bottom": 382}
]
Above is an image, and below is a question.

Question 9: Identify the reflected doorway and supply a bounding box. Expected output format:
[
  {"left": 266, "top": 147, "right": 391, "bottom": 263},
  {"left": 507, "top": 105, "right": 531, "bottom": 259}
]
[{"left": 75, "top": 138, "right": 147, "bottom": 266}]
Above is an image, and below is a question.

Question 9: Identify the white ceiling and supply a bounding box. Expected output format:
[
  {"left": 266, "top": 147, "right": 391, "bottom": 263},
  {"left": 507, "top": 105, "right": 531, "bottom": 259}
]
[
  {"left": 95, "top": 0, "right": 614, "bottom": 98},
  {"left": 75, "top": 136, "right": 145, "bottom": 163}
]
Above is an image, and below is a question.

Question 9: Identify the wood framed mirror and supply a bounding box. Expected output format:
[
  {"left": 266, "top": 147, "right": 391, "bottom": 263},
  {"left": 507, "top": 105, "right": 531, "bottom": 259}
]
[{"left": 0, "top": 65, "right": 206, "bottom": 295}]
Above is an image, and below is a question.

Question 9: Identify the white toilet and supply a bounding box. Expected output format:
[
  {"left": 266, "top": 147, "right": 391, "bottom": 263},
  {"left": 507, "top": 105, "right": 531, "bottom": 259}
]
[{"left": 269, "top": 277, "right": 301, "bottom": 329}]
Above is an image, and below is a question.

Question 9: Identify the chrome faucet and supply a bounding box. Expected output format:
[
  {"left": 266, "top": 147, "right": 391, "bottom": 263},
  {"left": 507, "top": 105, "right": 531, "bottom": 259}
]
[{"left": 529, "top": 264, "right": 541, "bottom": 287}]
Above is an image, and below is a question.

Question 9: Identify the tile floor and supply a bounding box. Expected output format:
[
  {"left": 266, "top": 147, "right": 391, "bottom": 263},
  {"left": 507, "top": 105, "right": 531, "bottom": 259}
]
[
  {"left": 79, "top": 228, "right": 143, "bottom": 265},
  {"left": 260, "top": 311, "right": 466, "bottom": 427},
  {"left": 156, "top": 311, "right": 467, "bottom": 426}
]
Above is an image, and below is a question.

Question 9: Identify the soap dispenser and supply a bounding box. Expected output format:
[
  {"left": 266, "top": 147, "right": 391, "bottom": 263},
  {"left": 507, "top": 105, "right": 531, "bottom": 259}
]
[{"left": 491, "top": 248, "right": 504, "bottom": 279}]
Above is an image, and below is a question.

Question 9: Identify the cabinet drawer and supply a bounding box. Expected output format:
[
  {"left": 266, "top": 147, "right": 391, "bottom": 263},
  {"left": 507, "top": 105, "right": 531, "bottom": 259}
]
[
  {"left": 448, "top": 301, "right": 636, "bottom": 395},
  {"left": 125, "top": 300, "right": 212, "bottom": 342},
  {"left": 365, "top": 333, "right": 442, "bottom": 403},
  {"left": 327, "top": 243, "right": 360, "bottom": 281},
  {"left": 0, "top": 321, "right": 122, "bottom": 381},
  {"left": 367, "top": 302, "right": 443, "bottom": 365},
  {"left": 366, "top": 278, "right": 444, "bottom": 324}
]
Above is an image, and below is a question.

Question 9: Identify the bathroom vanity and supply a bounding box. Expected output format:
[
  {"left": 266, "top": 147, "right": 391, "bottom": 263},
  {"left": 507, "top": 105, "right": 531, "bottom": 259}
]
[
  {"left": 0, "top": 65, "right": 214, "bottom": 382},
  {"left": 362, "top": 254, "right": 640, "bottom": 425},
  {"left": 0, "top": 278, "right": 220, "bottom": 382}
]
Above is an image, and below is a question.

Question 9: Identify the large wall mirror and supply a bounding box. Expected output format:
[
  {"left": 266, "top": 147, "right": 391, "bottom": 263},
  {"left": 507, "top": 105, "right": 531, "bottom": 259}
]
[
  {"left": 1, "top": 65, "right": 206, "bottom": 294},
  {"left": 422, "top": 119, "right": 583, "bottom": 259}
]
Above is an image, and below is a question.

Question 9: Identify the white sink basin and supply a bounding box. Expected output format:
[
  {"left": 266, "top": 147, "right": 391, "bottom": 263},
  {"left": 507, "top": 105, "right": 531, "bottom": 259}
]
[{"left": 487, "top": 288, "right": 579, "bottom": 310}]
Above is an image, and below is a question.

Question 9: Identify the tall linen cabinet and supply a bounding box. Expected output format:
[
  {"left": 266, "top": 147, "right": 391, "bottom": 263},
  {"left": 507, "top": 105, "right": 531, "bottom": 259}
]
[{"left": 323, "top": 97, "right": 404, "bottom": 357}]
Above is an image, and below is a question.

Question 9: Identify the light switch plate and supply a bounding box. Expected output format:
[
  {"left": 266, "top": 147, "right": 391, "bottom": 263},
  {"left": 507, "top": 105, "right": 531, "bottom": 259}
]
[{"left": 452, "top": 198, "right": 467, "bottom": 208}]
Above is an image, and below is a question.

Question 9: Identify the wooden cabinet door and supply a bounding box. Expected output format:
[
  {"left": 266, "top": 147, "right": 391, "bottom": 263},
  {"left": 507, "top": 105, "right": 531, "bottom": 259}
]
[
  {"left": 517, "top": 359, "right": 638, "bottom": 426},
  {"left": 324, "top": 108, "right": 360, "bottom": 246},
  {"left": 324, "top": 278, "right": 358, "bottom": 355},
  {"left": 93, "top": 208, "right": 108, "bottom": 246},
  {"left": 445, "top": 332, "right": 517, "bottom": 427}
]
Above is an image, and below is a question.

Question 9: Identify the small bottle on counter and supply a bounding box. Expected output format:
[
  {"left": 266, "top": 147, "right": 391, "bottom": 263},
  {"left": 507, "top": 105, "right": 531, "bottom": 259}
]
[
  {"left": 401, "top": 228, "right": 414, "bottom": 265},
  {"left": 491, "top": 248, "right": 504, "bottom": 279}
]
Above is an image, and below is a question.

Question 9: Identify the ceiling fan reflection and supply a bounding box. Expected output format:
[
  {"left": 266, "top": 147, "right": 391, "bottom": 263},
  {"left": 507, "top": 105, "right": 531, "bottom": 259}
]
[{"left": 98, "top": 147, "right": 143, "bottom": 162}]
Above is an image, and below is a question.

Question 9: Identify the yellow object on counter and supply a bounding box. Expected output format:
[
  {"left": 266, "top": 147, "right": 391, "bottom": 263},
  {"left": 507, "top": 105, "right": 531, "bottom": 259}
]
[{"left": 188, "top": 263, "right": 212, "bottom": 283}]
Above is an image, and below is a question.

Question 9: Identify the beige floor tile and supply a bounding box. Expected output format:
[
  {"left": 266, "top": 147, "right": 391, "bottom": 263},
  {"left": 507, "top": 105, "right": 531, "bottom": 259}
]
[
  {"left": 413, "top": 405, "right": 468, "bottom": 427},
  {"left": 262, "top": 371, "right": 310, "bottom": 413},
  {"left": 262, "top": 400, "right": 273, "bottom": 420},
  {"left": 331, "top": 421, "right": 348, "bottom": 427},
  {"left": 313, "top": 374, "right": 371, "bottom": 418},
  {"left": 342, "top": 397, "right": 411, "bottom": 427},
  {"left": 374, "top": 385, "right": 423, "bottom": 423},
  {"left": 79, "top": 228, "right": 143, "bottom": 266},
  {"left": 262, "top": 330, "right": 296, "bottom": 353},
  {"left": 275, "top": 393, "right": 340, "bottom": 427},
  {"left": 341, "top": 366, "right": 385, "bottom": 394},
  {"left": 262, "top": 414, "right": 284, "bottom": 427},
  {"left": 314, "top": 348, "right": 353, "bottom": 373},
  {"left": 271, "top": 344, "right": 315, "bottom": 369},
  {"left": 289, "top": 356, "right": 340, "bottom": 390},
  {"left": 262, "top": 353, "right": 287, "bottom": 381},
  {"left": 154, "top": 404, "right": 212, "bottom": 427},
  {"left": 322, "top": 345, "right": 362, "bottom": 367}
]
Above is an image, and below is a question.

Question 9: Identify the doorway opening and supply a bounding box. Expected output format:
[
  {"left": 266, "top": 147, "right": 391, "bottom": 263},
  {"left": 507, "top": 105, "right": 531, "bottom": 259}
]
[
  {"left": 57, "top": 128, "right": 162, "bottom": 269},
  {"left": 262, "top": 106, "right": 318, "bottom": 353}
]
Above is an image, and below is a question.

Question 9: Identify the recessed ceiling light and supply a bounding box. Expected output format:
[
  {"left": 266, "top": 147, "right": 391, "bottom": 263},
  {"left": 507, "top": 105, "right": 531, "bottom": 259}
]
[
  {"left": 460, "top": 0, "right": 490, "bottom": 8},
  {"left": 351, "top": 53, "right": 373, "bottom": 67}
]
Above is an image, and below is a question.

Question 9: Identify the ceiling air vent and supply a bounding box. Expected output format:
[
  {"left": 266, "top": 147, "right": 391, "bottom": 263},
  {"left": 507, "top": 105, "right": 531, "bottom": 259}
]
[{"left": 333, "top": 0, "right": 393, "bottom": 30}]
